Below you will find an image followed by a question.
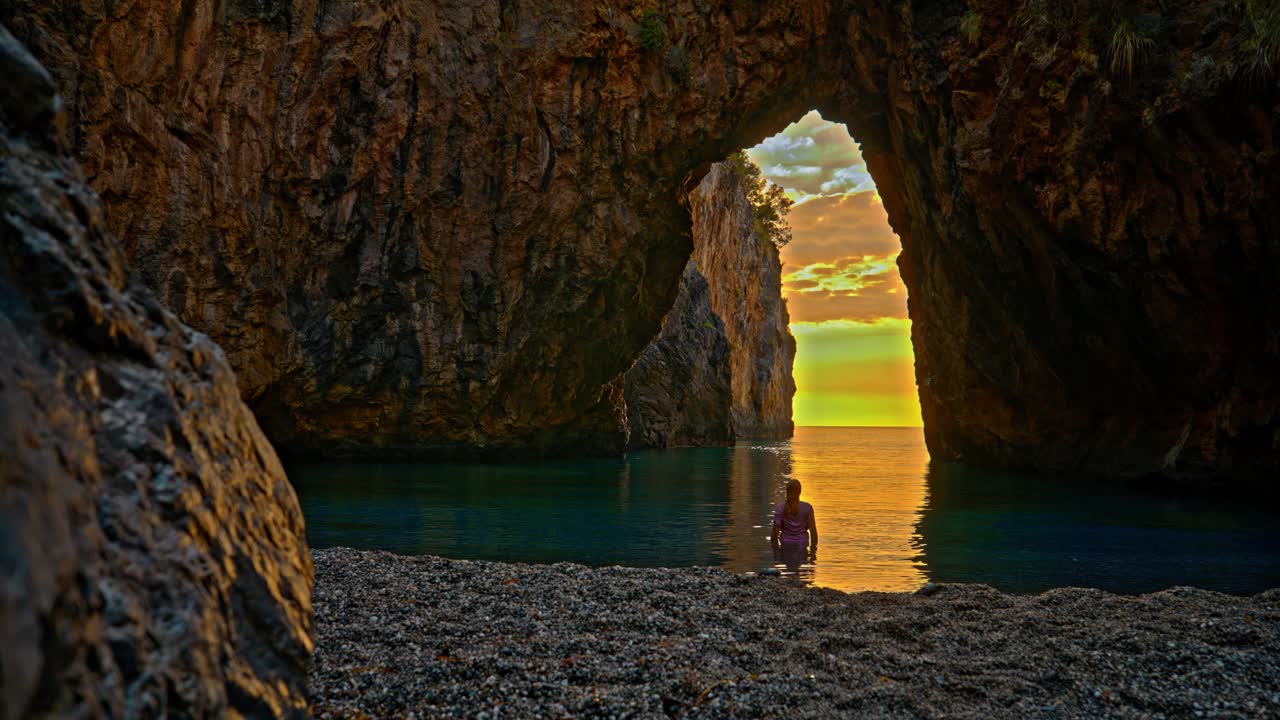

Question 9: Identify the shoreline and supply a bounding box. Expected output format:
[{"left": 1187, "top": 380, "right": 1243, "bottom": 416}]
[{"left": 311, "top": 548, "right": 1279, "bottom": 718}]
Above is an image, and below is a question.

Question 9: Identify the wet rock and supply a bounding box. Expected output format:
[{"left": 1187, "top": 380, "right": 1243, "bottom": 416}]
[{"left": 0, "top": 26, "right": 311, "bottom": 718}]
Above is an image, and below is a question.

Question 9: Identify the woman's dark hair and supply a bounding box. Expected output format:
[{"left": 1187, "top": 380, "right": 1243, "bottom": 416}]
[{"left": 784, "top": 479, "right": 802, "bottom": 517}]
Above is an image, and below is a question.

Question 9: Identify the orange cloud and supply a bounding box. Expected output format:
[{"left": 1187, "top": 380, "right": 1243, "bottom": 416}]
[
  {"left": 743, "top": 110, "right": 921, "bottom": 426},
  {"left": 781, "top": 192, "right": 901, "bottom": 268},
  {"left": 775, "top": 194, "right": 908, "bottom": 323}
]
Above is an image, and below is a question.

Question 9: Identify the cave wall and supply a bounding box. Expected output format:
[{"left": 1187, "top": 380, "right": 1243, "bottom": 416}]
[
  {"left": 5, "top": 0, "right": 1278, "bottom": 479},
  {"left": 0, "top": 27, "right": 311, "bottom": 718},
  {"left": 820, "top": 0, "right": 1279, "bottom": 480},
  {"left": 0, "top": 0, "right": 835, "bottom": 459}
]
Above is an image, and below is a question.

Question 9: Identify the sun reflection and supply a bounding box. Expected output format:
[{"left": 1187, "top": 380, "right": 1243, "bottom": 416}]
[{"left": 786, "top": 427, "right": 930, "bottom": 592}]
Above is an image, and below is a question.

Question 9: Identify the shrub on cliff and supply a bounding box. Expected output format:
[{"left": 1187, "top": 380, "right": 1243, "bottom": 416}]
[
  {"left": 960, "top": 10, "right": 982, "bottom": 45},
  {"left": 639, "top": 9, "right": 665, "bottom": 51},
  {"left": 725, "top": 150, "right": 793, "bottom": 249},
  {"left": 1107, "top": 16, "right": 1154, "bottom": 80},
  {"left": 1234, "top": 0, "right": 1280, "bottom": 80}
]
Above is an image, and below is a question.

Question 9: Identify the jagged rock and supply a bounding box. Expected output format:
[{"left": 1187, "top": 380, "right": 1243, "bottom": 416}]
[
  {"left": 0, "top": 26, "right": 311, "bottom": 719},
  {"left": 6, "top": 1, "right": 1279, "bottom": 479},
  {"left": 624, "top": 264, "right": 734, "bottom": 449},
  {"left": 625, "top": 162, "right": 797, "bottom": 449},
  {"left": 690, "top": 163, "right": 797, "bottom": 440},
  {"left": 1, "top": 0, "right": 833, "bottom": 460}
]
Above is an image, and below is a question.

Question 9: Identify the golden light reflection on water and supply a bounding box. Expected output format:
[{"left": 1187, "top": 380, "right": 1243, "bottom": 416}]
[
  {"left": 719, "top": 426, "right": 931, "bottom": 592},
  {"left": 793, "top": 427, "right": 930, "bottom": 592}
]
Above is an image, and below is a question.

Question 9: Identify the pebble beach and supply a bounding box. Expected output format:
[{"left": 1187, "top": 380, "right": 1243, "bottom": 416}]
[{"left": 310, "top": 548, "right": 1280, "bottom": 719}]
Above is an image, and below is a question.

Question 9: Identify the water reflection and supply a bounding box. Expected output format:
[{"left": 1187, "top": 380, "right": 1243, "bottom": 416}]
[
  {"left": 916, "top": 461, "right": 1280, "bottom": 595},
  {"left": 787, "top": 427, "right": 929, "bottom": 591},
  {"left": 289, "top": 427, "right": 1280, "bottom": 594}
]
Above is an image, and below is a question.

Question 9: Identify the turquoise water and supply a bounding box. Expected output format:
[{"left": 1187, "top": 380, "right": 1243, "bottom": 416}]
[{"left": 289, "top": 427, "right": 1280, "bottom": 594}]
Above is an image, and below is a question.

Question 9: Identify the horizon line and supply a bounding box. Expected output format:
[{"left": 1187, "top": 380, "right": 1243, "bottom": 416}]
[{"left": 795, "top": 424, "right": 923, "bottom": 429}]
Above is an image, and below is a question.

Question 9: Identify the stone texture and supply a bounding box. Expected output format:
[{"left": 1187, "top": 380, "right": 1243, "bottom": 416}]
[
  {"left": 0, "top": 0, "right": 834, "bottom": 460},
  {"left": 623, "top": 263, "right": 734, "bottom": 449},
  {"left": 7, "top": 0, "right": 1279, "bottom": 479},
  {"left": 623, "top": 161, "right": 797, "bottom": 449},
  {"left": 690, "top": 163, "right": 797, "bottom": 441},
  {"left": 824, "top": 0, "right": 1280, "bottom": 481},
  {"left": 0, "top": 26, "right": 311, "bottom": 719}
]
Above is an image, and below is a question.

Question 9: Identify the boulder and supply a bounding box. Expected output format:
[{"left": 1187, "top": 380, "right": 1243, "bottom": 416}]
[{"left": 0, "top": 26, "right": 311, "bottom": 719}]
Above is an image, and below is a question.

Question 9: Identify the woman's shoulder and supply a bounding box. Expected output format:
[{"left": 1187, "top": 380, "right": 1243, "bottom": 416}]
[{"left": 801, "top": 501, "right": 815, "bottom": 512}]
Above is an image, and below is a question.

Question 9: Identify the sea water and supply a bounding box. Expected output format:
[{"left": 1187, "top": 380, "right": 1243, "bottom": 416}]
[{"left": 289, "top": 427, "right": 1280, "bottom": 594}]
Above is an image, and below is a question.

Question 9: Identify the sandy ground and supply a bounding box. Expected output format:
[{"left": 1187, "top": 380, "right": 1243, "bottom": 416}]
[{"left": 310, "top": 548, "right": 1280, "bottom": 719}]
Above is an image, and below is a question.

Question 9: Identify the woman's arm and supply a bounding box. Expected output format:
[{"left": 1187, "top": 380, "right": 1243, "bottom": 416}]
[{"left": 807, "top": 507, "right": 818, "bottom": 555}]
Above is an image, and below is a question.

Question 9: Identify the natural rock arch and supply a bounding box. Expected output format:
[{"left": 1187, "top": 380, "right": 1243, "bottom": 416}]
[{"left": 5, "top": 0, "right": 1277, "bottom": 480}]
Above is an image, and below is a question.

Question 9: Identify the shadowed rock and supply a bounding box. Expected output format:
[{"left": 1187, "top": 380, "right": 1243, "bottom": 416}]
[
  {"left": 0, "top": 26, "right": 311, "bottom": 719},
  {"left": 5, "top": 1, "right": 1278, "bottom": 479},
  {"left": 624, "top": 264, "right": 734, "bottom": 448},
  {"left": 625, "top": 162, "right": 797, "bottom": 449},
  {"left": 690, "top": 163, "right": 796, "bottom": 441}
]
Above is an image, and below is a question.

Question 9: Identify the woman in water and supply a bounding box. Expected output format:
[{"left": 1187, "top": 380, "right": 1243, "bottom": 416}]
[{"left": 771, "top": 479, "right": 817, "bottom": 573}]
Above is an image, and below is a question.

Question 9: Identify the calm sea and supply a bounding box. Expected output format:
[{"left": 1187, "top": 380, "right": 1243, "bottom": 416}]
[{"left": 289, "top": 427, "right": 1280, "bottom": 594}]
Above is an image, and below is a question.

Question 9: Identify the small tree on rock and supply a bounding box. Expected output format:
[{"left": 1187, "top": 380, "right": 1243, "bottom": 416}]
[{"left": 724, "top": 150, "right": 794, "bottom": 249}]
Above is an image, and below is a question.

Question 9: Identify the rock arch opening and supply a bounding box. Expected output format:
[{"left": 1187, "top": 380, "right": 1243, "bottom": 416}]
[
  {"left": 7, "top": 0, "right": 1277, "bottom": 480},
  {"left": 742, "top": 110, "right": 920, "bottom": 432}
]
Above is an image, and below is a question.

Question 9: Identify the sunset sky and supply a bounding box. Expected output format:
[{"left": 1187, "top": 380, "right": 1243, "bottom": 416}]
[{"left": 745, "top": 111, "right": 922, "bottom": 427}]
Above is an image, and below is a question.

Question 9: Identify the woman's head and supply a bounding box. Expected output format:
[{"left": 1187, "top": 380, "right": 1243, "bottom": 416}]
[{"left": 785, "top": 479, "right": 802, "bottom": 515}]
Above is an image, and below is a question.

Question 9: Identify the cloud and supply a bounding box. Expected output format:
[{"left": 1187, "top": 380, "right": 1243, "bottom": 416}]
[
  {"left": 763, "top": 164, "right": 823, "bottom": 178},
  {"left": 780, "top": 191, "right": 901, "bottom": 268},
  {"left": 741, "top": 110, "right": 922, "bottom": 426},
  {"left": 820, "top": 166, "right": 876, "bottom": 194},
  {"left": 745, "top": 110, "right": 866, "bottom": 197}
]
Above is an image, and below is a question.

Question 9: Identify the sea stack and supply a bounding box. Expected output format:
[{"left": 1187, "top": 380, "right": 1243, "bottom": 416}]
[{"left": 625, "top": 162, "right": 797, "bottom": 448}]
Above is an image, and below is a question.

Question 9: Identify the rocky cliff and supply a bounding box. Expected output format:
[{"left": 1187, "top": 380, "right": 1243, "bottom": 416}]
[
  {"left": 0, "top": 28, "right": 311, "bottom": 718},
  {"left": 0, "top": 0, "right": 834, "bottom": 460},
  {"left": 690, "top": 162, "right": 797, "bottom": 440},
  {"left": 623, "top": 264, "right": 734, "bottom": 448},
  {"left": 624, "top": 162, "right": 796, "bottom": 449},
  {"left": 6, "top": 0, "right": 1278, "bottom": 479}
]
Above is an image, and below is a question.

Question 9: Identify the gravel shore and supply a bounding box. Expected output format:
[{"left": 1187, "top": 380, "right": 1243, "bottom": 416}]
[{"left": 311, "top": 548, "right": 1280, "bottom": 719}]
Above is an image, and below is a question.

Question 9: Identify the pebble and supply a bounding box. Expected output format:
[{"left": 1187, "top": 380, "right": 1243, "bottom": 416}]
[{"left": 309, "top": 548, "right": 1280, "bottom": 719}]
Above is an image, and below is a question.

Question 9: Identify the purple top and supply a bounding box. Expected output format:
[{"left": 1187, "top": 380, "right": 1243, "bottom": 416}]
[{"left": 774, "top": 501, "right": 814, "bottom": 546}]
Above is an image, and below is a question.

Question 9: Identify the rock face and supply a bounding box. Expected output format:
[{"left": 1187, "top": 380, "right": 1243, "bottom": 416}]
[
  {"left": 690, "top": 163, "right": 797, "bottom": 441},
  {"left": 623, "top": 264, "right": 734, "bottom": 448},
  {"left": 0, "top": 0, "right": 836, "bottom": 460},
  {"left": 7, "top": 0, "right": 1279, "bottom": 479},
  {"left": 0, "top": 27, "right": 311, "bottom": 719},
  {"left": 624, "top": 162, "right": 796, "bottom": 449},
  {"left": 838, "top": 1, "right": 1280, "bottom": 481}
]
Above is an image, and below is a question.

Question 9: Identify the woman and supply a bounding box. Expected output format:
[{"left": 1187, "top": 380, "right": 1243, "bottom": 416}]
[{"left": 771, "top": 479, "right": 817, "bottom": 572}]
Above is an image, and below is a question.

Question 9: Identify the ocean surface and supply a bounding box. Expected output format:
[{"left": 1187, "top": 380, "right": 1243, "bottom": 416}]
[{"left": 289, "top": 427, "right": 1280, "bottom": 594}]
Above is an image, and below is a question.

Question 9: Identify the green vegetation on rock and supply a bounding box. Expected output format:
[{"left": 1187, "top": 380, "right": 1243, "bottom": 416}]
[
  {"left": 1107, "top": 16, "right": 1154, "bottom": 80},
  {"left": 639, "top": 9, "right": 666, "bottom": 51},
  {"left": 960, "top": 10, "right": 982, "bottom": 45},
  {"left": 725, "top": 150, "right": 793, "bottom": 249},
  {"left": 1235, "top": 0, "right": 1280, "bottom": 80}
]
